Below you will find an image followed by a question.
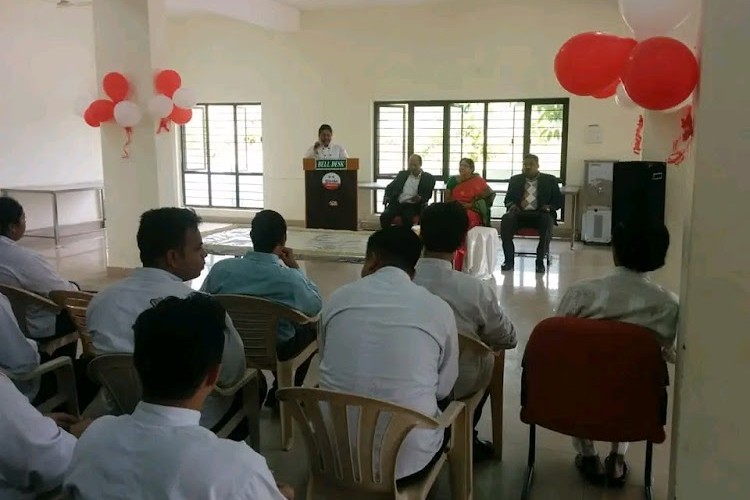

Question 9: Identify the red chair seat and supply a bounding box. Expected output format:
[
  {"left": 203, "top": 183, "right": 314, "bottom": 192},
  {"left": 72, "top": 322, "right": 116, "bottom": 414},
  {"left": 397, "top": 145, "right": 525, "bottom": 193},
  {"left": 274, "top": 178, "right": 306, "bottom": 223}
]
[{"left": 516, "top": 228, "right": 540, "bottom": 237}]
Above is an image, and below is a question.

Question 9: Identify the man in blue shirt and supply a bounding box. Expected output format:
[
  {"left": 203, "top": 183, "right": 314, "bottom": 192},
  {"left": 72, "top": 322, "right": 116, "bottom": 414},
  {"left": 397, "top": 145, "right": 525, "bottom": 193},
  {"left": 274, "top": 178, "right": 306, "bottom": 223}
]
[{"left": 201, "top": 210, "right": 322, "bottom": 407}]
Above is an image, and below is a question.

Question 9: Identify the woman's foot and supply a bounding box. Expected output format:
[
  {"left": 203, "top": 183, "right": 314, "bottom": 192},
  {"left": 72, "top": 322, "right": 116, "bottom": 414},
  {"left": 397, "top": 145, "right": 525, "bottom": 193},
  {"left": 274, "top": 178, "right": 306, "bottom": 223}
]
[
  {"left": 575, "top": 454, "right": 605, "bottom": 486},
  {"left": 604, "top": 453, "right": 628, "bottom": 488}
]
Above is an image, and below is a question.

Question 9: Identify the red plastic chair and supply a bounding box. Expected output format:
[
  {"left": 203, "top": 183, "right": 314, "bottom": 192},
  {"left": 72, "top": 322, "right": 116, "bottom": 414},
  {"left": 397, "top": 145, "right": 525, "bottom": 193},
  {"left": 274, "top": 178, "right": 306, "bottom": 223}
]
[
  {"left": 515, "top": 228, "right": 551, "bottom": 266},
  {"left": 520, "top": 317, "right": 668, "bottom": 500}
]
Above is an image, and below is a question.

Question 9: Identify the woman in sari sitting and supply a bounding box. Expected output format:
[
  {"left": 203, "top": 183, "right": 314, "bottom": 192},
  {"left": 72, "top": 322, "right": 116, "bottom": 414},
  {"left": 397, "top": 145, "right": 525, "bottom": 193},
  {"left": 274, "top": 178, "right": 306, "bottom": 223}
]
[{"left": 445, "top": 158, "right": 496, "bottom": 270}]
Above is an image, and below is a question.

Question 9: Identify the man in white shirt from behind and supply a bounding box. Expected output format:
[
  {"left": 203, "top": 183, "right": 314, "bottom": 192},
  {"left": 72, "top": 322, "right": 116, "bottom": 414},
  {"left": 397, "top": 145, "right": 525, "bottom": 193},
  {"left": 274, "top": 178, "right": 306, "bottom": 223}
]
[
  {"left": 319, "top": 226, "right": 459, "bottom": 481},
  {"left": 0, "top": 372, "right": 89, "bottom": 499},
  {"left": 414, "top": 202, "right": 517, "bottom": 461},
  {"left": 85, "top": 208, "right": 246, "bottom": 430},
  {"left": 557, "top": 220, "right": 678, "bottom": 487},
  {"left": 0, "top": 197, "right": 78, "bottom": 344},
  {"left": 0, "top": 292, "right": 41, "bottom": 401},
  {"left": 303, "top": 123, "right": 348, "bottom": 160},
  {"left": 65, "top": 294, "right": 292, "bottom": 500}
]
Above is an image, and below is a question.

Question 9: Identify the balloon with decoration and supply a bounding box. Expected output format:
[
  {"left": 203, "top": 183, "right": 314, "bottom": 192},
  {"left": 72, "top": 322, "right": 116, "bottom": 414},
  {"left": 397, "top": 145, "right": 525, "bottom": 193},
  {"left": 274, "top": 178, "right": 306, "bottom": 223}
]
[{"left": 150, "top": 69, "right": 196, "bottom": 133}]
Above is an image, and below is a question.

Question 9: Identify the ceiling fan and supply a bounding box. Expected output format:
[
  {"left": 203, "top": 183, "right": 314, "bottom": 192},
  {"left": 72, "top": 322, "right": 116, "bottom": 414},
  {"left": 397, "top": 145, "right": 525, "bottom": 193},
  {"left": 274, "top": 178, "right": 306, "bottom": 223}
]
[{"left": 48, "top": 0, "right": 93, "bottom": 7}]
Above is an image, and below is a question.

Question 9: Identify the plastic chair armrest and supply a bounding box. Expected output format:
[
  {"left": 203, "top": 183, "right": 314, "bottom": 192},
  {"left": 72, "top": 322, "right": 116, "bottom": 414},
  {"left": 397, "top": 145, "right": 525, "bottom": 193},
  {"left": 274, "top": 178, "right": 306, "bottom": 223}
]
[
  {"left": 214, "top": 368, "right": 258, "bottom": 397},
  {"left": 6, "top": 357, "right": 72, "bottom": 382},
  {"left": 436, "top": 401, "right": 466, "bottom": 429}
]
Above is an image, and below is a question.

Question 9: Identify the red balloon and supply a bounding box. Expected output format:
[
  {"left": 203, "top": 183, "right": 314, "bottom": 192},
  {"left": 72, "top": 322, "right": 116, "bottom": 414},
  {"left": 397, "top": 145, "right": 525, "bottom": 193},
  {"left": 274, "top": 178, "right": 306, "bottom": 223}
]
[
  {"left": 89, "top": 99, "right": 115, "bottom": 123},
  {"left": 169, "top": 106, "right": 193, "bottom": 125},
  {"left": 83, "top": 106, "right": 100, "bottom": 128},
  {"left": 622, "top": 37, "right": 699, "bottom": 111},
  {"left": 155, "top": 70, "right": 182, "bottom": 98},
  {"left": 554, "top": 32, "right": 637, "bottom": 96},
  {"left": 102, "top": 72, "right": 129, "bottom": 103},
  {"left": 591, "top": 79, "right": 619, "bottom": 99}
]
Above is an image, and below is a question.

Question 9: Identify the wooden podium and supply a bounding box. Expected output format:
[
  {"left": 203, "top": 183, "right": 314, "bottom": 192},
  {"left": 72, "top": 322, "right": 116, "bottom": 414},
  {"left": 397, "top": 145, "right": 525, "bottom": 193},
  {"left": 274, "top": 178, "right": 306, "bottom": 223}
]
[{"left": 303, "top": 158, "right": 359, "bottom": 231}]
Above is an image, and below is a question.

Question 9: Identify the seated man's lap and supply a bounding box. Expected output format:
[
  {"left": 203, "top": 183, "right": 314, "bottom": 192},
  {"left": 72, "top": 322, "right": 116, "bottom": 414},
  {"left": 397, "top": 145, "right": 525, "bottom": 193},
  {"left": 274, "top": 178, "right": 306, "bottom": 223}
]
[{"left": 277, "top": 323, "right": 317, "bottom": 362}]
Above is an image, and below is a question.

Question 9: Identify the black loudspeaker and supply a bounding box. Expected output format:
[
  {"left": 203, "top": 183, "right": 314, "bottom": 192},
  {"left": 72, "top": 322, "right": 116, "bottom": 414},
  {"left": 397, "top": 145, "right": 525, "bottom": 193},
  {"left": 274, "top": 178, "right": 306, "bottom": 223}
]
[{"left": 612, "top": 161, "right": 666, "bottom": 228}]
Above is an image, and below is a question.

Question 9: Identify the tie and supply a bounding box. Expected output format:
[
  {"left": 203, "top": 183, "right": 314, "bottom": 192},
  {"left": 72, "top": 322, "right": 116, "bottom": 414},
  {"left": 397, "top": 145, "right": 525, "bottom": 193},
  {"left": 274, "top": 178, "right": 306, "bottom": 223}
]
[{"left": 522, "top": 181, "right": 536, "bottom": 210}]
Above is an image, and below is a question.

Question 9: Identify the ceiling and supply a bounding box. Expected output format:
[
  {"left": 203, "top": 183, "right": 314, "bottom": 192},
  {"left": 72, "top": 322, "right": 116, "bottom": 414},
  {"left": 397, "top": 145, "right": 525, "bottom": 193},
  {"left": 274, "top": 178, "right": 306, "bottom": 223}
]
[{"left": 277, "top": 0, "right": 445, "bottom": 10}]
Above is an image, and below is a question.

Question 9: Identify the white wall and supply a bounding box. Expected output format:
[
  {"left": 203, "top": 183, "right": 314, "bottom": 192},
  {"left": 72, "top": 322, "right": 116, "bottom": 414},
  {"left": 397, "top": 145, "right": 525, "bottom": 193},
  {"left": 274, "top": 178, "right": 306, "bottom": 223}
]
[
  {"left": 168, "top": 0, "right": 642, "bottom": 223},
  {"left": 0, "top": 0, "right": 102, "bottom": 230}
]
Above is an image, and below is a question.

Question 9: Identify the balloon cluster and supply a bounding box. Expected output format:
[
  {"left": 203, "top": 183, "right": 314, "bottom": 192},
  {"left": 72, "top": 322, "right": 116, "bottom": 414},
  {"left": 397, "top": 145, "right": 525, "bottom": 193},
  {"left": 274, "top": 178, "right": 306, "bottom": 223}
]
[
  {"left": 554, "top": 0, "right": 700, "bottom": 112},
  {"left": 84, "top": 72, "right": 142, "bottom": 129},
  {"left": 148, "top": 70, "right": 196, "bottom": 133}
]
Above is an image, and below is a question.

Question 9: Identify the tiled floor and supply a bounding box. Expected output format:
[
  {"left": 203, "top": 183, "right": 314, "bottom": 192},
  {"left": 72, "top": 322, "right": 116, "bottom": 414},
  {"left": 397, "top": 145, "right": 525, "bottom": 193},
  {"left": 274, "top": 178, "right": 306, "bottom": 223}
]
[{"left": 29, "top": 231, "right": 673, "bottom": 499}]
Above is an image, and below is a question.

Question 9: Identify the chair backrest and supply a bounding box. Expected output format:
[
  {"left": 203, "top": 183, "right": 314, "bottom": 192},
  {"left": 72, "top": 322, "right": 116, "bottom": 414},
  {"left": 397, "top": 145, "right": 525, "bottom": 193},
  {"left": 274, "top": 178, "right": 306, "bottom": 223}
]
[
  {"left": 277, "top": 387, "right": 441, "bottom": 496},
  {"left": 0, "top": 284, "right": 59, "bottom": 335},
  {"left": 214, "top": 294, "right": 315, "bottom": 371},
  {"left": 87, "top": 354, "right": 142, "bottom": 414},
  {"left": 521, "top": 317, "right": 667, "bottom": 444},
  {"left": 49, "top": 290, "right": 96, "bottom": 357},
  {"left": 457, "top": 333, "right": 495, "bottom": 390}
]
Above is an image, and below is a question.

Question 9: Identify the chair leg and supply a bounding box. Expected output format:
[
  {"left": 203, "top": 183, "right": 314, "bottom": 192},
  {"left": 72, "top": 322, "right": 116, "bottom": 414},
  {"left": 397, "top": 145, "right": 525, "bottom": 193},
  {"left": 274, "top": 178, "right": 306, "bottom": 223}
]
[
  {"left": 490, "top": 353, "right": 505, "bottom": 460},
  {"left": 245, "top": 375, "right": 261, "bottom": 451},
  {"left": 644, "top": 441, "right": 654, "bottom": 500},
  {"left": 277, "top": 364, "right": 295, "bottom": 451},
  {"left": 521, "top": 425, "right": 536, "bottom": 500},
  {"left": 449, "top": 404, "right": 472, "bottom": 500}
]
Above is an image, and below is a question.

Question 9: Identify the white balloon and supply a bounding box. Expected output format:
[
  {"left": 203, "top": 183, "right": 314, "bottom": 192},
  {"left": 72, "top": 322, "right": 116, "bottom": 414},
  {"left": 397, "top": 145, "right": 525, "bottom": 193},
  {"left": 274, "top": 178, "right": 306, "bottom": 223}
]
[
  {"left": 172, "top": 88, "right": 197, "bottom": 109},
  {"left": 147, "top": 94, "right": 174, "bottom": 118},
  {"left": 618, "top": 0, "right": 700, "bottom": 40},
  {"left": 114, "top": 101, "right": 142, "bottom": 128},
  {"left": 615, "top": 82, "right": 638, "bottom": 108}
]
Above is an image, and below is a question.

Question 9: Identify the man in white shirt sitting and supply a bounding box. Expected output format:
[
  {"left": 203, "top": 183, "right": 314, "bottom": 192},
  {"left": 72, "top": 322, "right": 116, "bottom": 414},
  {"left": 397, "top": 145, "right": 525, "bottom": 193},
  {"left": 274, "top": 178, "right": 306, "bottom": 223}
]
[
  {"left": 557, "top": 219, "right": 678, "bottom": 487},
  {"left": 319, "top": 226, "right": 459, "bottom": 482},
  {"left": 414, "top": 202, "right": 517, "bottom": 460},
  {"left": 303, "top": 123, "right": 348, "bottom": 160},
  {"left": 65, "top": 294, "right": 292, "bottom": 499},
  {"left": 85, "top": 208, "right": 248, "bottom": 433},
  {"left": 0, "top": 372, "right": 89, "bottom": 499},
  {"left": 0, "top": 197, "right": 78, "bottom": 357}
]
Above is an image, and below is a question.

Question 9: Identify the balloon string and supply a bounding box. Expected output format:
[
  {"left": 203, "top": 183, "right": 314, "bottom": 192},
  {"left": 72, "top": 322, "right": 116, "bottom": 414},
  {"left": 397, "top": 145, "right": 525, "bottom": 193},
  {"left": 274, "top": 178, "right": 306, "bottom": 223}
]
[
  {"left": 122, "top": 127, "right": 133, "bottom": 159},
  {"left": 667, "top": 106, "right": 694, "bottom": 166},
  {"left": 156, "top": 118, "right": 171, "bottom": 134},
  {"left": 632, "top": 114, "right": 644, "bottom": 155}
]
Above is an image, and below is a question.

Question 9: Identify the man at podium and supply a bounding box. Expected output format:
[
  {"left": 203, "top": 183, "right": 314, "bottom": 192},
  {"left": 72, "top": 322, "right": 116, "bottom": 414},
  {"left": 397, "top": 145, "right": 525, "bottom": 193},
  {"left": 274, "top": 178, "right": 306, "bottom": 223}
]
[{"left": 304, "top": 124, "right": 348, "bottom": 160}]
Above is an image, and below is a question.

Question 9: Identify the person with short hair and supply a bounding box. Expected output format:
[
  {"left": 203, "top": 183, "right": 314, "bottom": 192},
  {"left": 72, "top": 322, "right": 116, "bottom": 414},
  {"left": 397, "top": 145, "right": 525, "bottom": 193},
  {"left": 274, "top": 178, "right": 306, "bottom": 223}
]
[
  {"left": 0, "top": 196, "right": 78, "bottom": 346},
  {"left": 201, "top": 210, "right": 322, "bottom": 407},
  {"left": 414, "top": 202, "right": 517, "bottom": 460},
  {"left": 501, "top": 154, "right": 563, "bottom": 274},
  {"left": 64, "top": 294, "right": 291, "bottom": 499},
  {"left": 85, "top": 208, "right": 247, "bottom": 431},
  {"left": 319, "top": 226, "right": 459, "bottom": 481},
  {"left": 304, "top": 123, "right": 348, "bottom": 160},
  {"left": 380, "top": 154, "right": 436, "bottom": 228},
  {"left": 0, "top": 371, "right": 89, "bottom": 499},
  {"left": 557, "top": 220, "right": 678, "bottom": 487}
]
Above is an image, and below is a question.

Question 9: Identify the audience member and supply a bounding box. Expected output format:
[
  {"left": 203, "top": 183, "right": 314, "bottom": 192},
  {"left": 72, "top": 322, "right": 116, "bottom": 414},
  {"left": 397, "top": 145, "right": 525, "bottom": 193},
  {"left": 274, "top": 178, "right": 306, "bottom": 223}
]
[
  {"left": 414, "top": 202, "right": 517, "bottom": 460},
  {"left": 501, "top": 154, "right": 563, "bottom": 273},
  {"left": 380, "top": 154, "right": 436, "bottom": 228},
  {"left": 0, "top": 197, "right": 78, "bottom": 354},
  {"left": 86, "top": 208, "right": 247, "bottom": 430},
  {"left": 318, "top": 226, "right": 459, "bottom": 481},
  {"left": 557, "top": 219, "right": 678, "bottom": 486},
  {"left": 65, "top": 294, "right": 291, "bottom": 499},
  {"left": 0, "top": 292, "right": 41, "bottom": 401},
  {"left": 0, "top": 372, "right": 89, "bottom": 498},
  {"left": 201, "top": 209, "right": 321, "bottom": 407}
]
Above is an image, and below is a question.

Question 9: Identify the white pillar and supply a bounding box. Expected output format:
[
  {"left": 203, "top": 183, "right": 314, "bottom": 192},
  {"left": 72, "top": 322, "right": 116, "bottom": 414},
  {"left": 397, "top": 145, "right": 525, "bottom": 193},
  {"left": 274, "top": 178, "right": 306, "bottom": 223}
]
[
  {"left": 670, "top": 0, "right": 750, "bottom": 497},
  {"left": 92, "top": 0, "right": 178, "bottom": 270}
]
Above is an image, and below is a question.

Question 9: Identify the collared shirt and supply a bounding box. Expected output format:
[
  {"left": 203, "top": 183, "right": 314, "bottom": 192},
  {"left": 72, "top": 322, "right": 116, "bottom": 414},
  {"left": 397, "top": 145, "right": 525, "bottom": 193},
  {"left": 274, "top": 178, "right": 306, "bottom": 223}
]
[
  {"left": 201, "top": 251, "right": 322, "bottom": 344},
  {"left": 0, "top": 236, "right": 76, "bottom": 339},
  {"left": 64, "top": 402, "right": 285, "bottom": 500},
  {"left": 0, "top": 294, "right": 40, "bottom": 401},
  {"left": 86, "top": 268, "right": 246, "bottom": 428},
  {"left": 0, "top": 374, "right": 76, "bottom": 500},
  {"left": 414, "top": 258, "right": 517, "bottom": 398},
  {"left": 398, "top": 172, "right": 422, "bottom": 204},
  {"left": 557, "top": 267, "right": 679, "bottom": 345},
  {"left": 304, "top": 143, "right": 348, "bottom": 160},
  {"left": 522, "top": 178, "right": 538, "bottom": 210},
  {"left": 319, "top": 267, "right": 459, "bottom": 479}
]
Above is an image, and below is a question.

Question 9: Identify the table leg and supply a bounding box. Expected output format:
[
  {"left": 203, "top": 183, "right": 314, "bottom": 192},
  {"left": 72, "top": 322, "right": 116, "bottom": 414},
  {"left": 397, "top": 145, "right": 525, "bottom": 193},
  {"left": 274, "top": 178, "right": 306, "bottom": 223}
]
[
  {"left": 98, "top": 188, "right": 106, "bottom": 228},
  {"left": 52, "top": 193, "right": 61, "bottom": 248},
  {"left": 490, "top": 351, "right": 506, "bottom": 460},
  {"left": 570, "top": 193, "right": 578, "bottom": 250}
]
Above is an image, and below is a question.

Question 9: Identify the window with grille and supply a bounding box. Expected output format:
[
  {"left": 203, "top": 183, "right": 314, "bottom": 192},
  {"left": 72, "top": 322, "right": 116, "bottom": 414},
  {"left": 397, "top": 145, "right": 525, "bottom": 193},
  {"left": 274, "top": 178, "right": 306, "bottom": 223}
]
[
  {"left": 180, "top": 103, "right": 264, "bottom": 209},
  {"left": 373, "top": 99, "right": 568, "bottom": 218}
]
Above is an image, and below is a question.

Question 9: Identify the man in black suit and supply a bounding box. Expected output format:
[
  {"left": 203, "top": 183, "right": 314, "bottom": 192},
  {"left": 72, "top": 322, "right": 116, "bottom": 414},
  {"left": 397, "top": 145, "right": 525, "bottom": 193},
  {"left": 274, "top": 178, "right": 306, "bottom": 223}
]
[
  {"left": 501, "top": 154, "right": 563, "bottom": 273},
  {"left": 380, "top": 154, "right": 436, "bottom": 228}
]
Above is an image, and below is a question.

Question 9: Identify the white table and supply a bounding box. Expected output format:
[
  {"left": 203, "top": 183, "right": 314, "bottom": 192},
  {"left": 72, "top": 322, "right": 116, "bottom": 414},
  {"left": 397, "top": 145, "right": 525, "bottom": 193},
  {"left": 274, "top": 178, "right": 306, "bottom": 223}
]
[
  {"left": 357, "top": 182, "right": 581, "bottom": 249},
  {"left": 1, "top": 183, "right": 105, "bottom": 247}
]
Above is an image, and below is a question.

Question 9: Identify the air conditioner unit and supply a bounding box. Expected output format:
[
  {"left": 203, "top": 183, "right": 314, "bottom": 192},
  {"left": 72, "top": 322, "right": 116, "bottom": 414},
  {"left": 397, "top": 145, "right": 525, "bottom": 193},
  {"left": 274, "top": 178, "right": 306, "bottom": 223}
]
[{"left": 582, "top": 208, "right": 612, "bottom": 244}]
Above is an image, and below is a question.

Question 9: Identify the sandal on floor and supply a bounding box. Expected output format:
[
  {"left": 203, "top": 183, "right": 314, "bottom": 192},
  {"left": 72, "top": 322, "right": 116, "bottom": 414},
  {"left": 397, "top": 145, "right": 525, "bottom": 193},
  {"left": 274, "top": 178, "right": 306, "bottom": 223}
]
[
  {"left": 604, "top": 454, "right": 629, "bottom": 488},
  {"left": 575, "top": 454, "right": 605, "bottom": 486}
]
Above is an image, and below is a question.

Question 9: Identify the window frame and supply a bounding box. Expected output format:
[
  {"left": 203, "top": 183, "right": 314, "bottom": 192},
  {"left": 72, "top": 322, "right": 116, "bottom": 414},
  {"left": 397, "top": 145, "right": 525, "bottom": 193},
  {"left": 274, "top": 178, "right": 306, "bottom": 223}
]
[
  {"left": 179, "top": 102, "right": 264, "bottom": 210},
  {"left": 373, "top": 98, "right": 570, "bottom": 183}
]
